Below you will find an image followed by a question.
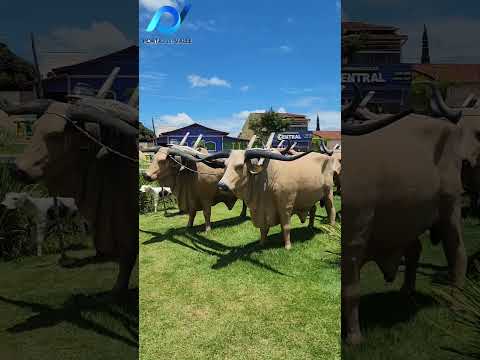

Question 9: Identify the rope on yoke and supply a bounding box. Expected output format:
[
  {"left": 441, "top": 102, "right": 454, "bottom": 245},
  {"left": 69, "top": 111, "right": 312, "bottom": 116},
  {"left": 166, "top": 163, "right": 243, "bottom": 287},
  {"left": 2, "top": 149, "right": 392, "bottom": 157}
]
[{"left": 44, "top": 112, "right": 139, "bottom": 164}]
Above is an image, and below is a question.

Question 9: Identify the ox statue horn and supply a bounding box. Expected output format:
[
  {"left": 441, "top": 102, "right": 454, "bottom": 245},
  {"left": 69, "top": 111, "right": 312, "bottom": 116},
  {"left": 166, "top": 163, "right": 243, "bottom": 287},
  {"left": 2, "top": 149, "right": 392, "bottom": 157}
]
[
  {"left": 179, "top": 132, "right": 189, "bottom": 146},
  {"left": 420, "top": 81, "right": 462, "bottom": 123},
  {"left": 128, "top": 87, "right": 139, "bottom": 108},
  {"left": 193, "top": 134, "right": 203, "bottom": 149},
  {"left": 342, "top": 83, "right": 362, "bottom": 119},
  {"left": 245, "top": 149, "right": 311, "bottom": 162},
  {"left": 97, "top": 67, "right": 120, "bottom": 98},
  {"left": 247, "top": 135, "right": 257, "bottom": 149}
]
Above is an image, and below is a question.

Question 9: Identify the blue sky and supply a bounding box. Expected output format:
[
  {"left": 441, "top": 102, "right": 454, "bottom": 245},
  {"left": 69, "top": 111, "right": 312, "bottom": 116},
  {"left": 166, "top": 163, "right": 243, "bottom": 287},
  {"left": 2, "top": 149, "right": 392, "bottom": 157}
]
[
  {"left": 140, "top": 0, "right": 341, "bottom": 136},
  {"left": 0, "top": 1, "right": 137, "bottom": 74}
]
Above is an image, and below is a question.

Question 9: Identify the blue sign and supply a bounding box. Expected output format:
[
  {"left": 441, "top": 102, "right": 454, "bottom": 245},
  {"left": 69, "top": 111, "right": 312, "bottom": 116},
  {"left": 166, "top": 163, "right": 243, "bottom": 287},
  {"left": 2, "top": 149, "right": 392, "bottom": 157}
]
[
  {"left": 273, "top": 131, "right": 313, "bottom": 151},
  {"left": 146, "top": 3, "right": 192, "bottom": 34},
  {"left": 342, "top": 64, "right": 412, "bottom": 106}
]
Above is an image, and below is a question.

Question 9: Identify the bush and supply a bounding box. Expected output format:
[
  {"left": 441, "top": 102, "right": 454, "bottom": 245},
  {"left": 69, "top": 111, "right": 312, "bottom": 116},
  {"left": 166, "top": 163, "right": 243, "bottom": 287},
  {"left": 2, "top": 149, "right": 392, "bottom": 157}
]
[
  {"left": 0, "top": 163, "right": 49, "bottom": 260},
  {"left": 139, "top": 190, "right": 155, "bottom": 214}
]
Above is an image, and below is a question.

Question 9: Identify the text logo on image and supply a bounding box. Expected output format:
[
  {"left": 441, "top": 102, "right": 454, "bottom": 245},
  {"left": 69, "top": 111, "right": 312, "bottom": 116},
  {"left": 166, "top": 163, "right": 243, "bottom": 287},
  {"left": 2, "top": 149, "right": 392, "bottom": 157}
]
[{"left": 146, "top": 3, "right": 192, "bottom": 34}]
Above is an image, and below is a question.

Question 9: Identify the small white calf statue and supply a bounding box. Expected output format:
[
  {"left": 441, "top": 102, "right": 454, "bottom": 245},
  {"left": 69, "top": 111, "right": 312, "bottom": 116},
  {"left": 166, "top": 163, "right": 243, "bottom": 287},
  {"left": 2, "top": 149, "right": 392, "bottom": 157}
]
[
  {"left": 140, "top": 185, "right": 172, "bottom": 212},
  {"left": 1, "top": 192, "right": 87, "bottom": 257}
]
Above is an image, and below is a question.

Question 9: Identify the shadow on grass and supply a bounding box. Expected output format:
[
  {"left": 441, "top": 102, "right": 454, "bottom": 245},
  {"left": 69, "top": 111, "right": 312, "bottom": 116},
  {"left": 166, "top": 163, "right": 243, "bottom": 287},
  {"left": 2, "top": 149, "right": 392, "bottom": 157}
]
[
  {"left": 0, "top": 288, "right": 139, "bottom": 348},
  {"left": 357, "top": 290, "right": 436, "bottom": 332},
  {"left": 141, "top": 218, "right": 329, "bottom": 276}
]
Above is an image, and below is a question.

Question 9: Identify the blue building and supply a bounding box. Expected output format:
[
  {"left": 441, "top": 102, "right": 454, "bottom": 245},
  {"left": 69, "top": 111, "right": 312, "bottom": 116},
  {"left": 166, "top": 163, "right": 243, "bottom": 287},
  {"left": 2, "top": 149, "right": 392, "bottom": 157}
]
[
  {"left": 42, "top": 46, "right": 138, "bottom": 103},
  {"left": 156, "top": 123, "right": 248, "bottom": 152}
]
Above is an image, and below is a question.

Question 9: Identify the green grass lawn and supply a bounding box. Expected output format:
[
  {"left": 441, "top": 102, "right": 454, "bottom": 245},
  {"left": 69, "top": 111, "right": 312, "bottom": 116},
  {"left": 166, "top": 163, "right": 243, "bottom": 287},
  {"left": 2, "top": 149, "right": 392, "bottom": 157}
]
[
  {"left": 0, "top": 142, "right": 27, "bottom": 155},
  {"left": 139, "top": 199, "right": 341, "bottom": 360},
  {"left": 342, "top": 218, "right": 480, "bottom": 360},
  {"left": 0, "top": 239, "right": 139, "bottom": 359}
]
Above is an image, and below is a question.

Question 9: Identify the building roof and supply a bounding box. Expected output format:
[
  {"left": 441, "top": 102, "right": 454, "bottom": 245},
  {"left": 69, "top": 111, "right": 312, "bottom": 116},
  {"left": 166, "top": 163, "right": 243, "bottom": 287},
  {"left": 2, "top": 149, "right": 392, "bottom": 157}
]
[
  {"left": 158, "top": 122, "right": 229, "bottom": 136},
  {"left": 49, "top": 45, "right": 139, "bottom": 76},
  {"left": 313, "top": 131, "right": 341, "bottom": 140},
  {"left": 342, "top": 21, "right": 408, "bottom": 53},
  {"left": 413, "top": 64, "right": 480, "bottom": 82},
  {"left": 156, "top": 125, "right": 179, "bottom": 135},
  {"left": 342, "top": 21, "right": 400, "bottom": 33}
]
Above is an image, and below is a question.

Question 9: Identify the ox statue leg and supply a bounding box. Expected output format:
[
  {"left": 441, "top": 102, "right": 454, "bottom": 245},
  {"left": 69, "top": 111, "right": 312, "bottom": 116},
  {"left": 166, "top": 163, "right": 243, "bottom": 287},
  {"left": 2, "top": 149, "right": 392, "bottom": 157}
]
[
  {"left": 203, "top": 206, "right": 212, "bottom": 232},
  {"left": 33, "top": 224, "right": 43, "bottom": 257},
  {"left": 260, "top": 227, "right": 269, "bottom": 246},
  {"left": 325, "top": 190, "right": 336, "bottom": 225},
  {"left": 187, "top": 211, "right": 196, "bottom": 228},
  {"left": 342, "top": 252, "right": 363, "bottom": 345},
  {"left": 441, "top": 205, "right": 467, "bottom": 288},
  {"left": 308, "top": 205, "right": 316, "bottom": 229},
  {"left": 240, "top": 201, "right": 247, "bottom": 218},
  {"left": 342, "top": 208, "right": 371, "bottom": 345},
  {"left": 113, "top": 251, "right": 138, "bottom": 294},
  {"left": 280, "top": 214, "right": 292, "bottom": 250},
  {"left": 400, "top": 238, "right": 422, "bottom": 296},
  {"left": 153, "top": 194, "right": 159, "bottom": 213}
]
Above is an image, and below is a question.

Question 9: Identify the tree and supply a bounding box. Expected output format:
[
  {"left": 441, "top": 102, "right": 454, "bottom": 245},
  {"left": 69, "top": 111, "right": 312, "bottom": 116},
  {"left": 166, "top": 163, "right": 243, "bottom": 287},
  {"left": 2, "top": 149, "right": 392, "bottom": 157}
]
[
  {"left": 139, "top": 123, "right": 156, "bottom": 143},
  {"left": 249, "top": 108, "right": 290, "bottom": 145}
]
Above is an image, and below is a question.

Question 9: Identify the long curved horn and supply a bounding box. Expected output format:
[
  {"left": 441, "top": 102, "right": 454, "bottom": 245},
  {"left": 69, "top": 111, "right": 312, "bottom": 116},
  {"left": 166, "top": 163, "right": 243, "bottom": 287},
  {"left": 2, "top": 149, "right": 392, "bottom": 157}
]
[
  {"left": 430, "top": 97, "right": 443, "bottom": 117},
  {"left": 319, "top": 140, "right": 333, "bottom": 156},
  {"left": 167, "top": 148, "right": 202, "bottom": 162},
  {"left": 245, "top": 149, "right": 311, "bottom": 161},
  {"left": 342, "top": 109, "right": 413, "bottom": 136},
  {"left": 128, "top": 87, "right": 139, "bottom": 108},
  {"left": 97, "top": 67, "right": 120, "bottom": 98},
  {"left": 420, "top": 81, "right": 462, "bottom": 123},
  {"left": 0, "top": 99, "right": 53, "bottom": 116},
  {"left": 196, "top": 151, "right": 231, "bottom": 162},
  {"left": 66, "top": 103, "right": 138, "bottom": 136},
  {"left": 341, "top": 83, "right": 362, "bottom": 118}
]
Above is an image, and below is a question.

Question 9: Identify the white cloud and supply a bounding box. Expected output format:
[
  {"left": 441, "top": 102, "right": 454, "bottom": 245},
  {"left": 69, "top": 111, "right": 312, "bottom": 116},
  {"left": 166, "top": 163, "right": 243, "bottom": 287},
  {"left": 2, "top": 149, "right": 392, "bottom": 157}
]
[
  {"left": 290, "top": 96, "right": 325, "bottom": 107},
  {"left": 188, "top": 74, "right": 231, "bottom": 88},
  {"left": 240, "top": 85, "right": 250, "bottom": 92},
  {"left": 157, "top": 112, "right": 194, "bottom": 127},
  {"left": 38, "top": 21, "right": 133, "bottom": 75},
  {"left": 184, "top": 19, "right": 218, "bottom": 32},
  {"left": 281, "top": 87, "right": 313, "bottom": 95},
  {"left": 279, "top": 45, "right": 293, "bottom": 53},
  {"left": 278, "top": 107, "right": 287, "bottom": 113}
]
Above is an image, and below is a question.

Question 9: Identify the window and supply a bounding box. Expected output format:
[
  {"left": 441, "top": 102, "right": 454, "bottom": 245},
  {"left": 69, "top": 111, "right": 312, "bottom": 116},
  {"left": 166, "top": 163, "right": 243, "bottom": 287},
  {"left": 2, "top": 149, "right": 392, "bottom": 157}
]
[{"left": 204, "top": 141, "right": 216, "bottom": 151}]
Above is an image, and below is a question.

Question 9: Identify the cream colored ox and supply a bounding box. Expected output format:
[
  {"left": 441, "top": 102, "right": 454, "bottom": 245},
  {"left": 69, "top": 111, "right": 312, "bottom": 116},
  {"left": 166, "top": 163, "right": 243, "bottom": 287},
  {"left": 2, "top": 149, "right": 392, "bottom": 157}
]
[
  {"left": 143, "top": 146, "right": 244, "bottom": 231},
  {"left": 198, "top": 148, "right": 336, "bottom": 249},
  {"left": 341, "top": 83, "right": 477, "bottom": 344}
]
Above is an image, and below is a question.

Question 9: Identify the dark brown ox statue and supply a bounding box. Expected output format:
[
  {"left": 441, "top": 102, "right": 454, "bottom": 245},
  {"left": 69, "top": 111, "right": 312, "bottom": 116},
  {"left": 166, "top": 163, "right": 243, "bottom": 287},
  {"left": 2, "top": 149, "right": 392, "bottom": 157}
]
[
  {"left": 197, "top": 145, "right": 336, "bottom": 249},
  {"left": 2, "top": 90, "right": 139, "bottom": 294},
  {"left": 143, "top": 145, "right": 244, "bottom": 231},
  {"left": 340, "top": 82, "right": 477, "bottom": 344}
]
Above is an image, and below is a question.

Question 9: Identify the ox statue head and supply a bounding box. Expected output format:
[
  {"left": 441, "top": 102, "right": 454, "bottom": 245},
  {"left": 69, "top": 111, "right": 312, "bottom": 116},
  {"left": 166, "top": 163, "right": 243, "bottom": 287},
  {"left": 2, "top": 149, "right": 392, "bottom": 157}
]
[
  {"left": 142, "top": 146, "right": 214, "bottom": 185},
  {"left": 13, "top": 100, "right": 138, "bottom": 183}
]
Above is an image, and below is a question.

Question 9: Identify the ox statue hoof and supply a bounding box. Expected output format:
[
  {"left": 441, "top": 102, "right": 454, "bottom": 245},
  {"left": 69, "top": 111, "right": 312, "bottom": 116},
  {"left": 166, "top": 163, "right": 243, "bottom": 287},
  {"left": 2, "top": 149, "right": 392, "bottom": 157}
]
[
  {"left": 285, "top": 243, "right": 292, "bottom": 250},
  {"left": 345, "top": 332, "right": 364, "bottom": 345},
  {"left": 205, "top": 226, "right": 211, "bottom": 232}
]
